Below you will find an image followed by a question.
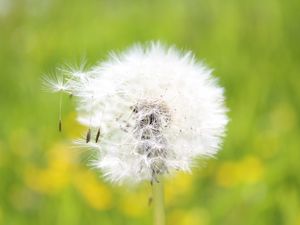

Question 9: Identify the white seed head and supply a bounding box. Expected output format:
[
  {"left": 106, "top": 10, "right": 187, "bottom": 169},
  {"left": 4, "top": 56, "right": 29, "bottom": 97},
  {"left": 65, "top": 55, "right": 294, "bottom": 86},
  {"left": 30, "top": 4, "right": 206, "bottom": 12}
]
[
  {"left": 46, "top": 42, "right": 229, "bottom": 184},
  {"left": 42, "top": 74, "right": 69, "bottom": 93}
]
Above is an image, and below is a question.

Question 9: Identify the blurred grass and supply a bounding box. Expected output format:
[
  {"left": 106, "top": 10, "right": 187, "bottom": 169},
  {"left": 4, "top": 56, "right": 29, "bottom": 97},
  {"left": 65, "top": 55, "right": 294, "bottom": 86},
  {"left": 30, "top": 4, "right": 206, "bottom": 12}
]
[{"left": 0, "top": 0, "right": 300, "bottom": 224}]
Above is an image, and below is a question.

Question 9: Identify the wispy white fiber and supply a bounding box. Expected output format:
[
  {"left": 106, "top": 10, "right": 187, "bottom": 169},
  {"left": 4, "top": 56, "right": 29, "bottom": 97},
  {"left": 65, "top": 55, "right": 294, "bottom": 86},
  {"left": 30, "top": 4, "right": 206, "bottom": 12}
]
[{"left": 45, "top": 42, "right": 228, "bottom": 184}]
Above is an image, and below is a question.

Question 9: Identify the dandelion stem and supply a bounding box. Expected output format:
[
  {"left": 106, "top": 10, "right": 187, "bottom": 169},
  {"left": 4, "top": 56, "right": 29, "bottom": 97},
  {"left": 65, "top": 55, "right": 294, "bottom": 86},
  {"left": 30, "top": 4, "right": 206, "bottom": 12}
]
[{"left": 152, "top": 179, "right": 165, "bottom": 225}]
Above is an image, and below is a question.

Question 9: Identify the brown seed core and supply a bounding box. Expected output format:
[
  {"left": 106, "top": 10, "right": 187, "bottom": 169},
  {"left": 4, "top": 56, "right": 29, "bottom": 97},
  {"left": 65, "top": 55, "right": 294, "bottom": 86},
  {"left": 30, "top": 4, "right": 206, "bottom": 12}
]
[{"left": 131, "top": 100, "right": 171, "bottom": 183}]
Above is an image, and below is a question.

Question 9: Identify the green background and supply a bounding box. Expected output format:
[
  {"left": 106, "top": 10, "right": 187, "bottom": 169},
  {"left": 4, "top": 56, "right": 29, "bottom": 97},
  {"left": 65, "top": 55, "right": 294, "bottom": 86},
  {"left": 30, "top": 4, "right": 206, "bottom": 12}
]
[{"left": 0, "top": 0, "right": 299, "bottom": 224}]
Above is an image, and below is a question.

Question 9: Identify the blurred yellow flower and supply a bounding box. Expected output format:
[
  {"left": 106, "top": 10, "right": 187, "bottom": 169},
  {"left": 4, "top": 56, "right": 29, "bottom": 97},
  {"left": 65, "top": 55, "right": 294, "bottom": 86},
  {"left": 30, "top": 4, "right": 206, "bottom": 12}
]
[
  {"left": 24, "top": 144, "right": 77, "bottom": 194},
  {"left": 168, "top": 208, "right": 209, "bottom": 225},
  {"left": 216, "top": 155, "right": 264, "bottom": 188},
  {"left": 215, "top": 162, "right": 237, "bottom": 187},
  {"left": 165, "top": 172, "right": 194, "bottom": 205},
  {"left": 119, "top": 188, "right": 148, "bottom": 217},
  {"left": 24, "top": 142, "right": 112, "bottom": 210},
  {"left": 168, "top": 209, "right": 185, "bottom": 225},
  {"left": 297, "top": 213, "right": 300, "bottom": 225},
  {"left": 24, "top": 166, "right": 66, "bottom": 194},
  {"left": 74, "top": 171, "right": 112, "bottom": 210},
  {"left": 238, "top": 156, "right": 264, "bottom": 184}
]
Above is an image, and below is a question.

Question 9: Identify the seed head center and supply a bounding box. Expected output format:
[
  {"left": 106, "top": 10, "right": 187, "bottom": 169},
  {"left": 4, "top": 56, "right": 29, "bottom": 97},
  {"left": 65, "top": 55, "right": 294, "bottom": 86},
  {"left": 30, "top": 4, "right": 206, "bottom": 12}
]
[{"left": 131, "top": 99, "right": 171, "bottom": 181}]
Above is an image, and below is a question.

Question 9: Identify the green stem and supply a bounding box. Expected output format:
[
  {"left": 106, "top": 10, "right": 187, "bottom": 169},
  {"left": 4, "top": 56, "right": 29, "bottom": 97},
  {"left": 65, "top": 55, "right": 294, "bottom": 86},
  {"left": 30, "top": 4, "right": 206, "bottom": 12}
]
[{"left": 152, "top": 180, "right": 165, "bottom": 225}]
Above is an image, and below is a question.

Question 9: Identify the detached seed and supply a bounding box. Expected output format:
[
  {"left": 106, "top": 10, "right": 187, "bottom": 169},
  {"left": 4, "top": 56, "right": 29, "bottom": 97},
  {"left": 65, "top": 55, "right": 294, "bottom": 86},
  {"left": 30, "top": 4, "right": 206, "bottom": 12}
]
[
  {"left": 86, "top": 128, "right": 91, "bottom": 143},
  {"left": 95, "top": 128, "right": 101, "bottom": 143}
]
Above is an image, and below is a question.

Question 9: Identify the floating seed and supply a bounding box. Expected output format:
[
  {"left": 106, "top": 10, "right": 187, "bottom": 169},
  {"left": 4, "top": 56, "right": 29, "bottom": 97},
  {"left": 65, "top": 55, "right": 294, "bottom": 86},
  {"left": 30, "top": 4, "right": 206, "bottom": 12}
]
[
  {"left": 86, "top": 128, "right": 91, "bottom": 143},
  {"left": 95, "top": 128, "right": 101, "bottom": 143}
]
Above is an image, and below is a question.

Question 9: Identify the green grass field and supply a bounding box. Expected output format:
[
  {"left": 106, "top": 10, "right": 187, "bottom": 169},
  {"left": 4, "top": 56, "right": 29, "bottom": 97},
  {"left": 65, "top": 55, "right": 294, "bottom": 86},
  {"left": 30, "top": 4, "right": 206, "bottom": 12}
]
[{"left": 0, "top": 0, "right": 300, "bottom": 224}]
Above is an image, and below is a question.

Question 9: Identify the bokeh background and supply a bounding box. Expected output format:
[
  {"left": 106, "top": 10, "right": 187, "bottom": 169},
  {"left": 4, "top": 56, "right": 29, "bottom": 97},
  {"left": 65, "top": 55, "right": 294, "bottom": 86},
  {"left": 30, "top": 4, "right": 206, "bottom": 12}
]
[{"left": 1, "top": 0, "right": 300, "bottom": 224}]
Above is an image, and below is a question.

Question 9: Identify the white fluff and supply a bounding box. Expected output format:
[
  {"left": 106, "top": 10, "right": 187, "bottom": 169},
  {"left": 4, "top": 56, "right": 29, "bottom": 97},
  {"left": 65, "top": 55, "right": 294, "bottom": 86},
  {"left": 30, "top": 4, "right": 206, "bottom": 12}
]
[{"left": 46, "top": 42, "right": 228, "bottom": 184}]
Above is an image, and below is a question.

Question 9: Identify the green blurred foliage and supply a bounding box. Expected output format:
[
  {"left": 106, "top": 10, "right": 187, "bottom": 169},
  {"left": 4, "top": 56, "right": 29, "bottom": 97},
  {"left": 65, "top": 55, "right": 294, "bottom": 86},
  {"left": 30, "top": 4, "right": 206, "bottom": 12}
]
[{"left": 0, "top": 0, "right": 300, "bottom": 224}]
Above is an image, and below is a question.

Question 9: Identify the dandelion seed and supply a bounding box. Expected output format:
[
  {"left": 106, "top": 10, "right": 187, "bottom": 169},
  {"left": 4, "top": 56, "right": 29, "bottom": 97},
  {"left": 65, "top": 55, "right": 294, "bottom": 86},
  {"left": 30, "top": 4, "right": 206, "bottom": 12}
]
[
  {"left": 95, "top": 128, "right": 101, "bottom": 143},
  {"left": 42, "top": 74, "right": 69, "bottom": 93},
  {"left": 86, "top": 128, "right": 91, "bottom": 143},
  {"left": 42, "top": 74, "right": 69, "bottom": 133}
]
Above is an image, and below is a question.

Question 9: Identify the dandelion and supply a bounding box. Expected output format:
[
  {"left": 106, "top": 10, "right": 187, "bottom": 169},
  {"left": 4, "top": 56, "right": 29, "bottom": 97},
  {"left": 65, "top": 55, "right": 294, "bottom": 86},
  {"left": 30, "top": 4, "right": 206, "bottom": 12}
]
[
  {"left": 43, "top": 74, "right": 70, "bottom": 132},
  {"left": 45, "top": 42, "right": 228, "bottom": 225}
]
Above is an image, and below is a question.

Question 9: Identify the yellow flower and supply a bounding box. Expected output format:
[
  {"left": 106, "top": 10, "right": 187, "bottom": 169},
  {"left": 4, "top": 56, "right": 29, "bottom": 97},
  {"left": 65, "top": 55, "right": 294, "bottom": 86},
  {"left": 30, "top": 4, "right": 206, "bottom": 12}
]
[
  {"left": 165, "top": 172, "right": 194, "bottom": 205},
  {"left": 119, "top": 187, "right": 149, "bottom": 217},
  {"left": 74, "top": 171, "right": 112, "bottom": 210},
  {"left": 297, "top": 213, "right": 300, "bottom": 225},
  {"left": 24, "top": 165, "right": 70, "bottom": 194},
  {"left": 216, "top": 155, "right": 264, "bottom": 187},
  {"left": 168, "top": 208, "right": 209, "bottom": 225},
  {"left": 238, "top": 156, "right": 264, "bottom": 184},
  {"left": 215, "top": 161, "right": 237, "bottom": 187},
  {"left": 24, "top": 144, "right": 76, "bottom": 194}
]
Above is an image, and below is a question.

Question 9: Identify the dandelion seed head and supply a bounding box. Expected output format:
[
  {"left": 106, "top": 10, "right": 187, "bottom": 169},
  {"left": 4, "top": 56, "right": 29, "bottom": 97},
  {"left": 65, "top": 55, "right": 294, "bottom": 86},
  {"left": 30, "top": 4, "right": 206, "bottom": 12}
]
[
  {"left": 42, "top": 74, "right": 70, "bottom": 93},
  {"left": 48, "top": 42, "right": 228, "bottom": 184}
]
